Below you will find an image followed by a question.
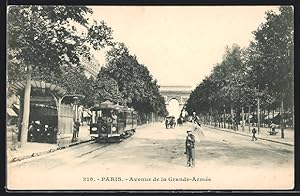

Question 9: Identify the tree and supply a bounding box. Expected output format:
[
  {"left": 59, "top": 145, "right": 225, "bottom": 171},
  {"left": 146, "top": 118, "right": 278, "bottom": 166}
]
[
  {"left": 96, "top": 42, "right": 167, "bottom": 119},
  {"left": 81, "top": 76, "right": 97, "bottom": 107},
  {"left": 186, "top": 44, "right": 247, "bottom": 126},
  {"left": 251, "top": 6, "right": 294, "bottom": 137},
  {"left": 92, "top": 68, "right": 122, "bottom": 104},
  {"left": 186, "top": 6, "right": 294, "bottom": 136},
  {"left": 7, "top": 5, "right": 114, "bottom": 146}
]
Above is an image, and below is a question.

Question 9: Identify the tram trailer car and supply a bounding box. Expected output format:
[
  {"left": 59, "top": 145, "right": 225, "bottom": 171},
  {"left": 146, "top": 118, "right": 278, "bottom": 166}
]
[{"left": 89, "top": 101, "right": 137, "bottom": 142}]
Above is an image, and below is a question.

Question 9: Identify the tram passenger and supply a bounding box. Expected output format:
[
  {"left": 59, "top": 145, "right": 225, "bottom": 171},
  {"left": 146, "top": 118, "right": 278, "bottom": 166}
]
[
  {"left": 97, "top": 115, "right": 107, "bottom": 133},
  {"left": 110, "top": 110, "right": 118, "bottom": 132},
  {"left": 111, "top": 110, "right": 117, "bottom": 122}
]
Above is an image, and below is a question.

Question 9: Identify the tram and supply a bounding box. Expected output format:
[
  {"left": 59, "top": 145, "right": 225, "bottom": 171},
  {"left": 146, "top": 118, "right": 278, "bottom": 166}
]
[{"left": 89, "top": 100, "right": 137, "bottom": 142}]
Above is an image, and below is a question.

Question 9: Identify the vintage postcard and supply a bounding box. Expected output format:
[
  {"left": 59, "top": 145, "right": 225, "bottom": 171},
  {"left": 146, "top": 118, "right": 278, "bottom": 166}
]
[{"left": 6, "top": 5, "right": 294, "bottom": 191}]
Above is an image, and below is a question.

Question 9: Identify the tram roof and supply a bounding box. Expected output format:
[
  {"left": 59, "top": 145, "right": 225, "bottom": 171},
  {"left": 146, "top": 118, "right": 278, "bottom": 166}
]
[
  {"left": 90, "top": 101, "right": 135, "bottom": 112},
  {"left": 90, "top": 100, "right": 118, "bottom": 111}
]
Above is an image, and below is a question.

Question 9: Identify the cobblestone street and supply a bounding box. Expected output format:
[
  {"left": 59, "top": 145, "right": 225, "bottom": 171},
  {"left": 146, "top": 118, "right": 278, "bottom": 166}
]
[{"left": 7, "top": 122, "right": 294, "bottom": 190}]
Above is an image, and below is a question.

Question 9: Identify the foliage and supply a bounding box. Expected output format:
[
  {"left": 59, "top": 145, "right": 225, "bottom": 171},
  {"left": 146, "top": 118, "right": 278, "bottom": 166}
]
[
  {"left": 93, "top": 43, "right": 167, "bottom": 116},
  {"left": 92, "top": 67, "right": 122, "bottom": 105},
  {"left": 186, "top": 6, "right": 294, "bottom": 121},
  {"left": 251, "top": 6, "right": 294, "bottom": 109},
  {"left": 7, "top": 5, "right": 114, "bottom": 107}
]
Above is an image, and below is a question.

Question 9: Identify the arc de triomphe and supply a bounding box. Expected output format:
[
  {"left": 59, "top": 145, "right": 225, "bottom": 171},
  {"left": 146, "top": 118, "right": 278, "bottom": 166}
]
[{"left": 159, "top": 85, "right": 192, "bottom": 118}]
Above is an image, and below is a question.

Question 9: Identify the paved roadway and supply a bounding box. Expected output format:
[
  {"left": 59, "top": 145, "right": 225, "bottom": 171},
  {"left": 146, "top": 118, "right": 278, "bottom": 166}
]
[{"left": 7, "top": 122, "right": 294, "bottom": 190}]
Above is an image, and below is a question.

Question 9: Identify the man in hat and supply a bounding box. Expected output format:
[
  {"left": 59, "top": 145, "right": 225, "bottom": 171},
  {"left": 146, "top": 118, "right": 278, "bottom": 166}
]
[
  {"left": 251, "top": 128, "right": 257, "bottom": 141},
  {"left": 184, "top": 129, "right": 196, "bottom": 167},
  {"left": 11, "top": 124, "right": 19, "bottom": 151},
  {"left": 75, "top": 121, "right": 80, "bottom": 138},
  {"left": 72, "top": 123, "right": 78, "bottom": 142},
  {"left": 192, "top": 112, "right": 201, "bottom": 127},
  {"left": 270, "top": 121, "right": 276, "bottom": 133},
  {"left": 111, "top": 110, "right": 118, "bottom": 129}
]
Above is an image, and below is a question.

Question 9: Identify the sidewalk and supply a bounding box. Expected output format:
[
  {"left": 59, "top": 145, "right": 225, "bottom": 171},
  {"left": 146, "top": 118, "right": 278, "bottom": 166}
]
[
  {"left": 204, "top": 124, "right": 294, "bottom": 146},
  {"left": 7, "top": 125, "right": 91, "bottom": 163},
  {"left": 7, "top": 123, "right": 155, "bottom": 163}
]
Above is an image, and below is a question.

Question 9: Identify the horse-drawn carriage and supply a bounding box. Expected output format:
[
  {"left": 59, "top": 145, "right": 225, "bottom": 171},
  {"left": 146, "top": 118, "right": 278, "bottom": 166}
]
[{"left": 165, "top": 116, "right": 176, "bottom": 129}]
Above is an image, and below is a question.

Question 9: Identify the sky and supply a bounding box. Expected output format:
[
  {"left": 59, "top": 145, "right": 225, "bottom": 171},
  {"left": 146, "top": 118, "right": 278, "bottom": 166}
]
[{"left": 87, "top": 6, "right": 279, "bottom": 88}]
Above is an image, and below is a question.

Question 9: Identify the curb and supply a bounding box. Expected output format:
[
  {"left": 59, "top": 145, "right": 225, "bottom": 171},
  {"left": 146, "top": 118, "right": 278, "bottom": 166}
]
[
  {"left": 10, "top": 139, "right": 92, "bottom": 163},
  {"left": 205, "top": 125, "right": 294, "bottom": 147},
  {"left": 8, "top": 122, "right": 168, "bottom": 163}
]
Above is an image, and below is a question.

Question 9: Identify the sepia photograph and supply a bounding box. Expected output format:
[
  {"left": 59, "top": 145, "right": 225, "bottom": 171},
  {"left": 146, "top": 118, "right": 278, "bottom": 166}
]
[{"left": 6, "top": 5, "right": 294, "bottom": 191}]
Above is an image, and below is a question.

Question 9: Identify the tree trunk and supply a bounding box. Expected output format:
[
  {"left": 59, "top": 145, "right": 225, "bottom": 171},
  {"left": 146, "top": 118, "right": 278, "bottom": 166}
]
[
  {"left": 280, "top": 95, "right": 284, "bottom": 138},
  {"left": 56, "top": 97, "right": 63, "bottom": 135},
  {"left": 223, "top": 108, "right": 226, "bottom": 129},
  {"left": 248, "top": 106, "right": 251, "bottom": 133},
  {"left": 267, "top": 110, "right": 270, "bottom": 128},
  {"left": 214, "top": 111, "right": 217, "bottom": 127},
  {"left": 261, "top": 109, "right": 266, "bottom": 127},
  {"left": 230, "top": 106, "right": 233, "bottom": 129},
  {"left": 18, "top": 95, "right": 24, "bottom": 141},
  {"left": 218, "top": 112, "right": 221, "bottom": 128},
  {"left": 20, "top": 67, "right": 32, "bottom": 147},
  {"left": 241, "top": 107, "right": 244, "bottom": 131}
]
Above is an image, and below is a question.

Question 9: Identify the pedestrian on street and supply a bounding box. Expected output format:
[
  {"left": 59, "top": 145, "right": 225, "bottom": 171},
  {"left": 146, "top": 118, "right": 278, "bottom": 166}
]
[
  {"left": 75, "top": 121, "right": 80, "bottom": 138},
  {"left": 234, "top": 121, "right": 239, "bottom": 131},
  {"left": 44, "top": 124, "right": 51, "bottom": 143},
  {"left": 184, "top": 130, "right": 196, "bottom": 167},
  {"left": 192, "top": 112, "right": 201, "bottom": 127},
  {"left": 270, "top": 122, "right": 276, "bottom": 133},
  {"left": 28, "top": 124, "right": 34, "bottom": 142},
  {"left": 11, "top": 124, "right": 19, "bottom": 151},
  {"left": 53, "top": 127, "right": 58, "bottom": 144},
  {"left": 251, "top": 128, "right": 257, "bottom": 141},
  {"left": 72, "top": 123, "right": 77, "bottom": 142}
]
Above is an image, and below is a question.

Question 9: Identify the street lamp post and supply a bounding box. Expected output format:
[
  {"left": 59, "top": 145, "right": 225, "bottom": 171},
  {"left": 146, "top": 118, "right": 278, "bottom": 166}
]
[
  {"left": 73, "top": 96, "right": 79, "bottom": 122},
  {"left": 72, "top": 96, "right": 80, "bottom": 142}
]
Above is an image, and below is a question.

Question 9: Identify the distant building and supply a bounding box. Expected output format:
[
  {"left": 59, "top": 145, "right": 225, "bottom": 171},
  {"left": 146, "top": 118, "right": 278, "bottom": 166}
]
[{"left": 80, "top": 55, "right": 101, "bottom": 78}]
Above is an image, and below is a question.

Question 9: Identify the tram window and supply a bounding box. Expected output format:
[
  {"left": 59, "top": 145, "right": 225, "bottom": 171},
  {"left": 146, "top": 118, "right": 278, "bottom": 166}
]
[
  {"left": 91, "top": 111, "right": 97, "bottom": 123},
  {"left": 126, "top": 112, "right": 132, "bottom": 123},
  {"left": 117, "top": 112, "right": 124, "bottom": 122}
]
